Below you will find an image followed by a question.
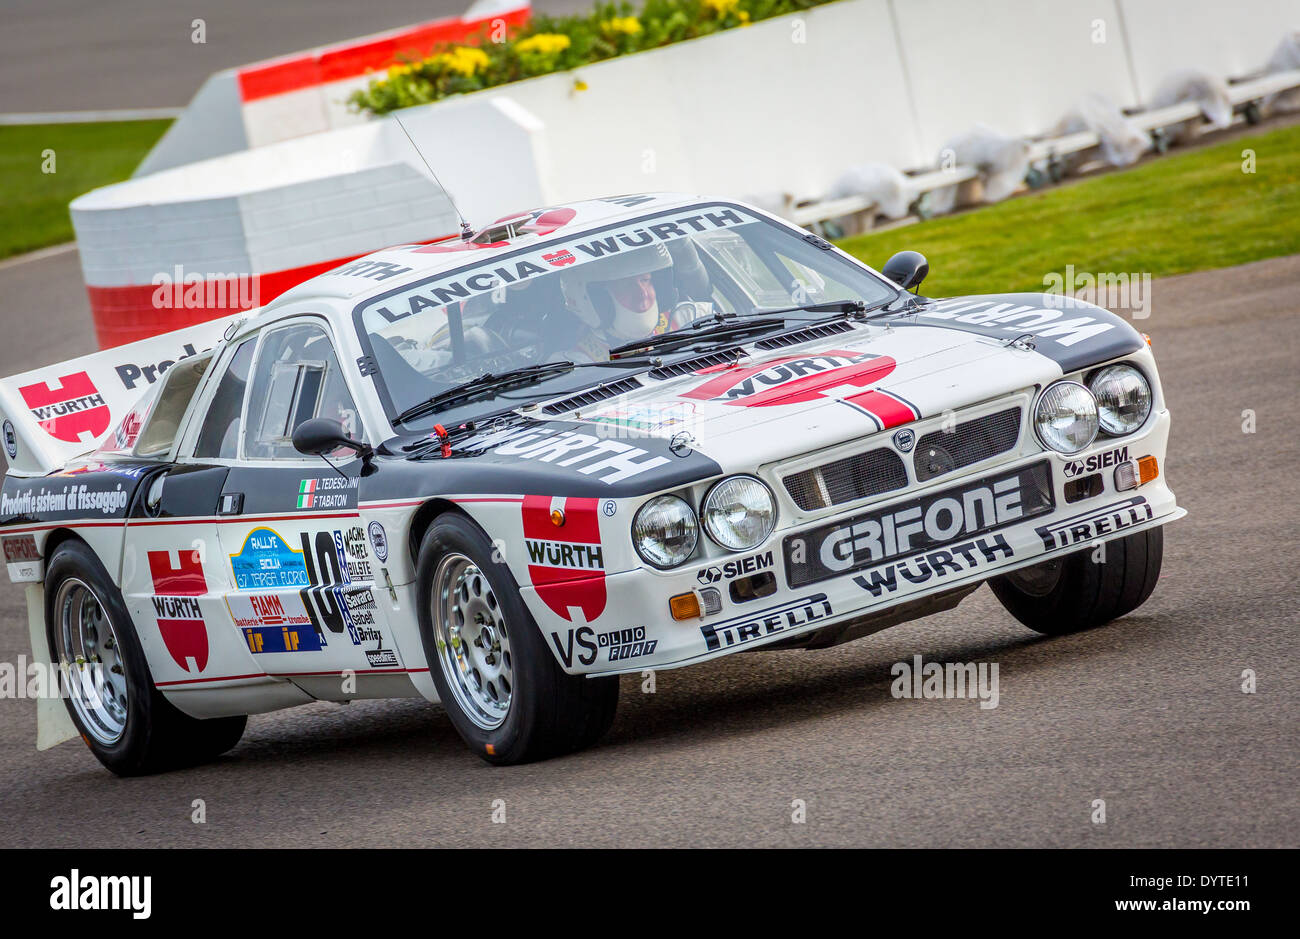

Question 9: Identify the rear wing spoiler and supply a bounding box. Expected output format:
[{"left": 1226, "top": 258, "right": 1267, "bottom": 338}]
[{"left": 0, "top": 313, "right": 244, "bottom": 477}]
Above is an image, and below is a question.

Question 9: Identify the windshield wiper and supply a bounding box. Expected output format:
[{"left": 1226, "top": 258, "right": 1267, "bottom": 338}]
[
  {"left": 750, "top": 299, "right": 869, "bottom": 318},
  {"left": 393, "top": 356, "right": 664, "bottom": 424},
  {"left": 607, "top": 298, "right": 900, "bottom": 360},
  {"left": 394, "top": 361, "right": 578, "bottom": 424},
  {"left": 608, "top": 317, "right": 788, "bottom": 359}
]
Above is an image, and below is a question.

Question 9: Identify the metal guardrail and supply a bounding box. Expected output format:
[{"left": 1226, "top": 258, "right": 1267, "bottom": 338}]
[{"left": 790, "top": 69, "right": 1300, "bottom": 228}]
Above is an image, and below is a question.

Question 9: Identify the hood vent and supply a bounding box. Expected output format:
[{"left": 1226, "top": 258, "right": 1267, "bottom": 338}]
[
  {"left": 755, "top": 319, "right": 855, "bottom": 350},
  {"left": 648, "top": 347, "right": 747, "bottom": 380},
  {"left": 542, "top": 377, "right": 643, "bottom": 415}
]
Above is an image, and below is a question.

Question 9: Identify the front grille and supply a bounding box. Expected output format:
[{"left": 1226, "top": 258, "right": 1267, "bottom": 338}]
[
  {"left": 913, "top": 407, "right": 1021, "bottom": 482},
  {"left": 542, "top": 377, "right": 642, "bottom": 415},
  {"left": 784, "top": 447, "right": 908, "bottom": 511}
]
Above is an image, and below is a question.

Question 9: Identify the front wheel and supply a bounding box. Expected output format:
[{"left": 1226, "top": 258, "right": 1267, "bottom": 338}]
[
  {"left": 988, "top": 526, "right": 1164, "bottom": 635},
  {"left": 45, "top": 540, "right": 246, "bottom": 776},
  {"left": 416, "top": 513, "right": 618, "bottom": 765}
]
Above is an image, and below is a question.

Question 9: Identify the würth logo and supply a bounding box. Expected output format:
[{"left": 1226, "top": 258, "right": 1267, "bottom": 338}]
[
  {"left": 522, "top": 495, "right": 607, "bottom": 623},
  {"left": 18, "top": 372, "right": 110, "bottom": 444},
  {"left": 147, "top": 550, "right": 208, "bottom": 672},
  {"left": 680, "top": 350, "right": 920, "bottom": 430}
]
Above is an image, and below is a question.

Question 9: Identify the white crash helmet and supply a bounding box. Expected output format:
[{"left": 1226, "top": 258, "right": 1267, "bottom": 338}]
[{"left": 559, "top": 244, "right": 673, "bottom": 339}]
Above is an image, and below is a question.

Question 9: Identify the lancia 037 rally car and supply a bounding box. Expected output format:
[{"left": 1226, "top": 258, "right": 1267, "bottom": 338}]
[{"left": 0, "top": 193, "right": 1183, "bottom": 774}]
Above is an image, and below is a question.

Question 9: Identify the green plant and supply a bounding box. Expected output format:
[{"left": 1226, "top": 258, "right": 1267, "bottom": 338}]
[{"left": 348, "top": 0, "right": 833, "bottom": 115}]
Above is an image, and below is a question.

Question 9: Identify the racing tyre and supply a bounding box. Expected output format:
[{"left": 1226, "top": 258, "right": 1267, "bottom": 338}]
[
  {"left": 45, "top": 540, "right": 246, "bottom": 776},
  {"left": 988, "top": 527, "right": 1163, "bottom": 635},
  {"left": 416, "top": 513, "right": 619, "bottom": 765}
]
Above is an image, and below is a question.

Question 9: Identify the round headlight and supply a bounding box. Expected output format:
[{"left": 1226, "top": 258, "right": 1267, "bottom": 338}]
[
  {"left": 1090, "top": 364, "right": 1152, "bottom": 435},
  {"left": 632, "top": 495, "right": 699, "bottom": 569},
  {"left": 1034, "top": 380, "right": 1099, "bottom": 454},
  {"left": 701, "top": 475, "right": 776, "bottom": 551}
]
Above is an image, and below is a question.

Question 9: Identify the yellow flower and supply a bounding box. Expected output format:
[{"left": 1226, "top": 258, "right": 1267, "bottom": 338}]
[
  {"left": 738, "top": 10, "right": 751, "bottom": 24},
  {"left": 515, "top": 33, "right": 572, "bottom": 56},
  {"left": 601, "top": 17, "right": 643, "bottom": 36},
  {"left": 434, "top": 45, "right": 490, "bottom": 77},
  {"left": 387, "top": 63, "right": 412, "bottom": 78},
  {"left": 703, "top": 0, "right": 740, "bottom": 16}
]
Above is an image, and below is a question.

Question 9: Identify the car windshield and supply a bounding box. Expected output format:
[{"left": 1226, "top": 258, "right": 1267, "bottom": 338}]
[{"left": 354, "top": 202, "right": 898, "bottom": 425}]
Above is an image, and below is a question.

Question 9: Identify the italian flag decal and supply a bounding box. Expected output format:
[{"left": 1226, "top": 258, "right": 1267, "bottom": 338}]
[{"left": 297, "top": 479, "right": 316, "bottom": 509}]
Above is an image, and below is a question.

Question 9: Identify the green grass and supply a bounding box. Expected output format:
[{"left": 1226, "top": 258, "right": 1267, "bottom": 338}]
[
  {"left": 0, "top": 120, "right": 170, "bottom": 260},
  {"left": 838, "top": 122, "right": 1300, "bottom": 297}
]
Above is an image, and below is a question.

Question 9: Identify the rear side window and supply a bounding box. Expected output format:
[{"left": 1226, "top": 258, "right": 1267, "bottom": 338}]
[
  {"left": 134, "top": 354, "right": 213, "bottom": 459},
  {"left": 242, "top": 323, "right": 361, "bottom": 460},
  {"left": 193, "top": 338, "right": 255, "bottom": 459}
]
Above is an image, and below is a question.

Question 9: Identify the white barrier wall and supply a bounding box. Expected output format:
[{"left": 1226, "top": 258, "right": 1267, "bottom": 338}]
[
  {"left": 891, "top": 0, "right": 1140, "bottom": 157},
  {"left": 72, "top": 97, "right": 548, "bottom": 347},
  {"left": 424, "top": 0, "right": 923, "bottom": 204},
  {"left": 1118, "top": 0, "right": 1300, "bottom": 100}
]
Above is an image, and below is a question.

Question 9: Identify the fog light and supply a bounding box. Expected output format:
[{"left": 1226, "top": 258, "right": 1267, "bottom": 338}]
[
  {"left": 670, "top": 592, "right": 701, "bottom": 621},
  {"left": 1065, "top": 473, "right": 1103, "bottom": 502}
]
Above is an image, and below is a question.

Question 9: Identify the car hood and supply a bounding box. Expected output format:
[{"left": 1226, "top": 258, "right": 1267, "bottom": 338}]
[
  {"left": 551, "top": 292, "right": 1144, "bottom": 473},
  {"left": 389, "top": 292, "right": 1144, "bottom": 498}
]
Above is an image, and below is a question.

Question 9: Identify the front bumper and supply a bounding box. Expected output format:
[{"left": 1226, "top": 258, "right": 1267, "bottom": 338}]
[{"left": 522, "top": 408, "right": 1183, "bottom": 675}]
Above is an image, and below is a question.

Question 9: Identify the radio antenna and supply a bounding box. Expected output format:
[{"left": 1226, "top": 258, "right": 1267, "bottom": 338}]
[{"left": 392, "top": 112, "right": 475, "bottom": 241}]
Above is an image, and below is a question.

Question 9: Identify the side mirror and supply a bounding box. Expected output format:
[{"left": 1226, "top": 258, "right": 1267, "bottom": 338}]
[
  {"left": 292, "top": 418, "right": 371, "bottom": 460},
  {"left": 882, "top": 250, "right": 929, "bottom": 292}
]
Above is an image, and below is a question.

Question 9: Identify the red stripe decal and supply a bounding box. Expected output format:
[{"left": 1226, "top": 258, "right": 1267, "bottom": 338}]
[
  {"left": 842, "top": 389, "right": 919, "bottom": 430},
  {"left": 236, "top": 9, "right": 529, "bottom": 102}
]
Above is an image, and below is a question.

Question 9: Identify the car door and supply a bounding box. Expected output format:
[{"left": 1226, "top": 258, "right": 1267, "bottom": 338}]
[
  {"left": 213, "top": 317, "right": 404, "bottom": 687},
  {"left": 118, "top": 347, "right": 254, "bottom": 686}
]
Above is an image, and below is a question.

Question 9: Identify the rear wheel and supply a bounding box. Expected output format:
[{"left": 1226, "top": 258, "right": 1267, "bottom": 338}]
[
  {"left": 46, "top": 540, "right": 246, "bottom": 776},
  {"left": 988, "top": 526, "right": 1164, "bottom": 635},
  {"left": 416, "top": 513, "right": 618, "bottom": 765}
]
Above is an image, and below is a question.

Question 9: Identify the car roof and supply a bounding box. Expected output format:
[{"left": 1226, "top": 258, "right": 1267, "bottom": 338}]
[{"left": 257, "top": 192, "right": 709, "bottom": 319}]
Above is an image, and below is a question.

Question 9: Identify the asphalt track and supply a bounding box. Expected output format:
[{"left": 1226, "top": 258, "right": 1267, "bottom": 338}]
[{"left": 0, "top": 249, "right": 1295, "bottom": 848}]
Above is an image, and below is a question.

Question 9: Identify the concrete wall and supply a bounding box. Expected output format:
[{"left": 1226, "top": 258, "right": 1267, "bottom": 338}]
[
  {"left": 73, "top": 96, "right": 546, "bottom": 346},
  {"left": 1118, "top": 0, "right": 1300, "bottom": 100}
]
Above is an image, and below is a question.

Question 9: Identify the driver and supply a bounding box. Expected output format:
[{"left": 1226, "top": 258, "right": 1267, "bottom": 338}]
[{"left": 557, "top": 244, "right": 707, "bottom": 361}]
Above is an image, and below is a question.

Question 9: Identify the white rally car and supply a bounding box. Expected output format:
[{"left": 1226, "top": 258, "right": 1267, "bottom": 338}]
[{"left": 0, "top": 193, "right": 1183, "bottom": 774}]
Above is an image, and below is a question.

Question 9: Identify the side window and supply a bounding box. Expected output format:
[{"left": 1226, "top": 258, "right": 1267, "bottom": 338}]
[
  {"left": 242, "top": 323, "right": 362, "bottom": 460},
  {"left": 193, "top": 338, "right": 255, "bottom": 459},
  {"left": 133, "top": 354, "right": 213, "bottom": 459}
]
